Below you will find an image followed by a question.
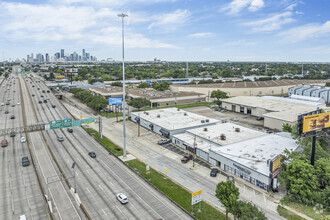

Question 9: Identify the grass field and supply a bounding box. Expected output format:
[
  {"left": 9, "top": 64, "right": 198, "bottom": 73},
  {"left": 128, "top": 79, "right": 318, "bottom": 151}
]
[
  {"left": 85, "top": 127, "right": 226, "bottom": 220},
  {"left": 277, "top": 205, "right": 305, "bottom": 220}
]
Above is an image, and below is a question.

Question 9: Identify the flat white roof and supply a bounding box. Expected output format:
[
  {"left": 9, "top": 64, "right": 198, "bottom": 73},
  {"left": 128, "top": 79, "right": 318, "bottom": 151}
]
[
  {"left": 184, "top": 123, "right": 265, "bottom": 146},
  {"left": 211, "top": 134, "right": 297, "bottom": 176},
  {"left": 263, "top": 112, "right": 298, "bottom": 122},
  {"left": 132, "top": 108, "right": 218, "bottom": 131},
  {"left": 263, "top": 96, "right": 326, "bottom": 107}
]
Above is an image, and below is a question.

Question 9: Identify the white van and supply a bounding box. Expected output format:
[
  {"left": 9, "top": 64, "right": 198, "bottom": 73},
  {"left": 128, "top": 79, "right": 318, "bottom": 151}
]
[{"left": 20, "top": 215, "right": 27, "bottom": 220}]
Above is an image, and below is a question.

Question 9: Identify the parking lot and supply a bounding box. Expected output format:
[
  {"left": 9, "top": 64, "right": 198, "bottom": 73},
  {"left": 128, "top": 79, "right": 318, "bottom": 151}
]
[{"left": 184, "top": 106, "right": 270, "bottom": 132}]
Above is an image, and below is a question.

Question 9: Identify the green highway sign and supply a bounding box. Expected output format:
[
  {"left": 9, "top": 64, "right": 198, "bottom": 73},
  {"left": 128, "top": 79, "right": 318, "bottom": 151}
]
[
  {"left": 50, "top": 120, "right": 64, "bottom": 129},
  {"left": 72, "top": 120, "right": 82, "bottom": 127},
  {"left": 81, "top": 117, "right": 95, "bottom": 125},
  {"left": 63, "top": 118, "right": 73, "bottom": 128}
]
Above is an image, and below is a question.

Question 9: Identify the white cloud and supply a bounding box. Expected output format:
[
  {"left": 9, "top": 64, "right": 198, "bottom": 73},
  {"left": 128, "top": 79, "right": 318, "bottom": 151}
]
[
  {"left": 53, "top": 0, "right": 178, "bottom": 6},
  {"left": 189, "top": 32, "right": 213, "bottom": 38},
  {"left": 295, "top": 11, "right": 304, "bottom": 15},
  {"left": 148, "top": 9, "right": 190, "bottom": 30},
  {"left": 0, "top": 2, "right": 177, "bottom": 49},
  {"left": 278, "top": 21, "right": 330, "bottom": 43},
  {"left": 243, "top": 11, "right": 294, "bottom": 32},
  {"left": 285, "top": 3, "right": 297, "bottom": 11},
  {"left": 222, "top": 0, "right": 264, "bottom": 14}
]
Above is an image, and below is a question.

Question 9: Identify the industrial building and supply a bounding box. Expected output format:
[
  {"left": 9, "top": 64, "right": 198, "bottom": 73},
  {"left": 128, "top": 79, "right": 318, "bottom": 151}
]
[
  {"left": 172, "top": 123, "right": 297, "bottom": 191},
  {"left": 221, "top": 96, "right": 329, "bottom": 131},
  {"left": 288, "top": 85, "right": 330, "bottom": 103},
  {"left": 130, "top": 108, "right": 218, "bottom": 138}
]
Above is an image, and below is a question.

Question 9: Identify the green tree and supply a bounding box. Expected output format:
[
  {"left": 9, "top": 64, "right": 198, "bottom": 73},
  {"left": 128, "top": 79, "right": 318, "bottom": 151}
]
[
  {"left": 280, "top": 159, "right": 318, "bottom": 199},
  {"left": 137, "top": 82, "right": 150, "bottom": 88},
  {"left": 233, "top": 201, "right": 266, "bottom": 220},
  {"left": 314, "top": 158, "right": 330, "bottom": 189},
  {"left": 74, "top": 90, "right": 93, "bottom": 102},
  {"left": 211, "top": 90, "right": 229, "bottom": 107},
  {"left": 216, "top": 181, "right": 239, "bottom": 220},
  {"left": 86, "top": 96, "right": 108, "bottom": 110},
  {"left": 111, "top": 81, "right": 123, "bottom": 87},
  {"left": 153, "top": 81, "right": 172, "bottom": 91},
  {"left": 282, "top": 123, "right": 293, "bottom": 132},
  {"left": 128, "top": 98, "right": 151, "bottom": 110},
  {"left": 70, "top": 88, "right": 84, "bottom": 94}
]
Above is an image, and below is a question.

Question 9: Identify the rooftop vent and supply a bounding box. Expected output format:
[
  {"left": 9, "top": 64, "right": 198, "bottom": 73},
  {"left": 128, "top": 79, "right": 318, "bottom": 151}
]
[
  {"left": 235, "top": 128, "right": 240, "bottom": 132},
  {"left": 146, "top": 112, "right": 149, "bottom": 115},
  {"left": 177, "top": 108, "right": 180, "bottom": 111},
  {"left": 201, "top": 120, "right": 205, "bottom": 123},
  {"left": 205, "top": 119, "right": 209, "bottom": 122},
  {"left": 184, "top": 113, "right": 187, "bottom": 116},
  {"left": 220, "top": 134, "right": 226, "bottom": 140},
  {"left": 204, "top": 127, "right": 208, "bottom": 131},
  {"left": 157, "top": 114, "right": 160, "bottom": 118}
]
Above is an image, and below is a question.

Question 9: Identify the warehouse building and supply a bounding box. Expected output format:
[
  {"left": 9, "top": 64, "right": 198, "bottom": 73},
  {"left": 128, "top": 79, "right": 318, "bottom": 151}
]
[
  {"left": 221, "top": 96, "right": 328, "bottom": 131},
  {"left": 172, "top": 124, "right": 297, "bottom": 191},
  {"left": 288, "top": 85, "right": 330, "bottom": 103},
  {"left": 130, "top": 108, "right": 218, "bottom": 138}
]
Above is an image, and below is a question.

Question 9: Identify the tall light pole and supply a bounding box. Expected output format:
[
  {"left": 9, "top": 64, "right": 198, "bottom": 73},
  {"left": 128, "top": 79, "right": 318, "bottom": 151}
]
[{"left": 118, "top": 13, "right": 128, "bottom": 157}]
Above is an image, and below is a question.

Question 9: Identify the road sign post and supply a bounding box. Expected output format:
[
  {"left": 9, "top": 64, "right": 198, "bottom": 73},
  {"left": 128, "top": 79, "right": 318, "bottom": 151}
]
[{"left": 191, "top": 190, "right": 202, "bottom": 214}]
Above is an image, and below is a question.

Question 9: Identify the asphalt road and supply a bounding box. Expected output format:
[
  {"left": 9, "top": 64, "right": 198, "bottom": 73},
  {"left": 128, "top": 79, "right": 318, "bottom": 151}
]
[
  {"left": 0, "top": 75, "right": 49, "bottom": 220},
  {"left": 23, "top": 76, "right": 192, "bottom": 220}
]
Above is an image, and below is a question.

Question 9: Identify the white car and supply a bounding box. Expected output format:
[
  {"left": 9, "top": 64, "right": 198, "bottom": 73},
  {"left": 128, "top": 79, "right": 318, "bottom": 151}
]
[
  {"left": 20, "top": 137, "right": 26, "bottom": 143},
  {"left": 1, "top": 102, "right": 4, "bottom": 106},
  {"left": 116, "top": 193, "right": 128, "bottom": 204},
  {"left": 17, "top": 102, "right": 20, "bottom": 105}
]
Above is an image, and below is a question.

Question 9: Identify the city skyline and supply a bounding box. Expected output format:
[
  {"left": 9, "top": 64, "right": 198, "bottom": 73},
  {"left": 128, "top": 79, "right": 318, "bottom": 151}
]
[{"left": 0, "top": 0, "right": 330, "bottom": 62}]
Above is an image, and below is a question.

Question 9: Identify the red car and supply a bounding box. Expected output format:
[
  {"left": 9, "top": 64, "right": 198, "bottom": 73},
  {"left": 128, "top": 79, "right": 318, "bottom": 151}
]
[
  {"left": 1, "top": 139, "right": 8, "bottom": 147},
  {"left": 181, "top": 154, "right": 193, "bottom": 163}
]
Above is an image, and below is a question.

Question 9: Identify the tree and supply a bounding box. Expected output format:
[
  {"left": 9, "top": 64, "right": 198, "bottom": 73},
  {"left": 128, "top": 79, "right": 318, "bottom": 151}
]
[
  {"left": 216, "top": 181, "right": 239, "bottom": 220},
  {"left": 211, "top": 90, "right": 228, "bottom": 107},
  {"left": 70, "top": 88, "right": 84, "bottom": 94},
  {"left": 86, "top": 96, "right": 108, "bottom": 110},
  {"left": 111, "top": 81, "right": 123, "bottom": 87},
  {"left": 280, "top": 159, "right": 318, "bottom": 199},
  {"left": 314, "top": 158, "right": 330, "bottom": 189},
  {"left": 282, "top": 123, "right": 293, "bottom": 132},
  {"left": 137, "top": 82, "right": 150, "bottom": 88},
  {"left": 233, "top": 201, "right": 266, "bottom": 220},
  {"left": 153, "top": 81, "right": 171, "bottom": 91},
  {"left": 128, "top": 98, "right": 151, "bottom": 110}
]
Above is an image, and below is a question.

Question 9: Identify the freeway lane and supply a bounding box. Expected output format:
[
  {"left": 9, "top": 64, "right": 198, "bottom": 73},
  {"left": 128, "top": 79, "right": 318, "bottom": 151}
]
[
  {"left": 0, "top": 75, "right": 48, "bottom": 220},
  {"left": 28, "top": 77, "right": 193, "bottom": 219},
  {"left": 19, "top": 75, "right": 84, "bottom": 220}
]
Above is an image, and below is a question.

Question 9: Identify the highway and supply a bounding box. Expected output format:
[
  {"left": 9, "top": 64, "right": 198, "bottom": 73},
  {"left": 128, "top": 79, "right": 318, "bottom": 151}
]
[
  {"left": 0, "top": 75, "right": 49, "bottom": 219},
  {"left": 21, "top": 72, "right": 193, "bottom": 219}
]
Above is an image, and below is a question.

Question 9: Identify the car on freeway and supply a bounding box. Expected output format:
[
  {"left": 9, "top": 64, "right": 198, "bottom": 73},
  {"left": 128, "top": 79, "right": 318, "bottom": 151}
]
[
  {"left": 38, "top": 100, "right": 42, "bottom": 104},
  {"left": 41, "top": 95, "right": 44, "bottom": 97},
  {"left": 5, "top": 110, "right": 9, "bottom": 114},
  {"left": 21, "top": 137, "right": 26, "bottom": 143},
  {"left": 181, "top": 154, "right": 193, "bottom": 163},
  {"left": 47, "top": 90, "right": 50, "bottom": 93},
  {"left": 210, "top": 168, "right": 219, "bottom": 177},
  {"left": 22, "top": 157, "right": 30, "bottom": 167},
  {"left": 57, "top": 136, "right": 64, "bottom": 142},
  {"left": 67, "top": 127, "right": 73, "bottom": 133},
  {"left": 7, "top": 98, "right": 10, "bottom": 101},
  {"left": 256, "top": 117, "right": 264, "bottom": 121},
  {"left": 32, "top": 85, "right": 34, "bottom": 87},
  {"left": 12, "top": 104, "right": 15, "bottom": 107},
  {"left": 17, "top": 102, "right": 20, "bottom": 105},
  {"left": 10, "top": 132, "right": 16, "bottom": 137},
  {"left": 10, "top": 115, "right": 15, "bottom": 119},
  {"left": 1, "top": 102, "right": 4, "bottom": 106},
  {"left": 32, "top": 94, "right": 35, "bottom": 97},
  {"left": 157, "top": 139, "right": 170, "bottom": 145},
  {"left": 44, "top": 100, "right": 47, "bottom": 103},
  {"left": 6, "top": 102, "right": 9, "bottom": 105},
  {"left": 52, "top": 104, "right": 56, "bottom": 108},
  {"left": 42, "top": 90, "right": 45, "bottom": 93},
  {"left": 88, "top": 151, "right": 96, "bottom": 158},
  {"left": 116, "top": 193, "right": 128, "bottom": 204},
  {"left": 1, "top": 139, "right": 8, "bottom": 147},
  {"left": 37, "top": 88, "right": 40, "bottom": 90}
]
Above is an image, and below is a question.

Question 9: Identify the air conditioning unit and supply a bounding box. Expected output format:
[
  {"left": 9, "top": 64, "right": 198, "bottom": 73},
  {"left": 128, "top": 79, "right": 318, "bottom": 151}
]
[
  {"left": 220, "top": 134, "right": 226, "bottom": 140},
  {"left": 184, "top": 113, "right": 187, "bottom": 116},
  {"left": 235, "top": 128, "right": 240, "bottom": 132},
  {"left": 204, "top": 127, "right": 208, "bottom": 131},
  {"left": 205, "top": 119, "right": 209, "bottom": 122},
  {"left": 157, "top": 114, "right": 160, "bottom": 118},
  {"left": 201, "top": 120, "right": 205, "bottom": 123}
]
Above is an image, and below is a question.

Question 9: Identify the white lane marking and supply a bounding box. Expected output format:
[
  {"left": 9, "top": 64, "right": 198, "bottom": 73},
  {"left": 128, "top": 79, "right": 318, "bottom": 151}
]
[
  {"left": 115, "top": 205, "right": 128, "bottom": 220},
  {"left": 99, "top": 184, "right": 104, "bottom": 191},
  {"left": 102, "top": 209, "right": 108, "bottom": 216}
]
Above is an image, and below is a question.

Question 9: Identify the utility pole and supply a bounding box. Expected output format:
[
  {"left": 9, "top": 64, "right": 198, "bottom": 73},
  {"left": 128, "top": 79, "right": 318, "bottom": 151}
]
[
  {"left": 99, "top": 117, "right": 102, "bottom": 138},
  {"left": 311, "top": 135, "right": 316, "bottom": 165},
  {"left": 186, "top": 62, "right": 188, "bottom": 78},
  {"left": 302, "top": 63, "right": 304, "bottom": 75},
  {"left": 193, "top": 135, "right": 196, "bottom": 167},
  {"left": 138, "top": 113, "right": 140, "bottom": 137}
]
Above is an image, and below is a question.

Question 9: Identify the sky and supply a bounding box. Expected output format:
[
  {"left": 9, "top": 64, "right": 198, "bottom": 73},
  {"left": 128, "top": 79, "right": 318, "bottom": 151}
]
[{"left": 1, "top": 0, "right": 330, "bottom": 62}]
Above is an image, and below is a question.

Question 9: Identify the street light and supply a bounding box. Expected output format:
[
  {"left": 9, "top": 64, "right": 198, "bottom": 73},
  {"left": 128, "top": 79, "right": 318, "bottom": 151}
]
[{"left": 118, "top": 13, "right": 128, "bottom": 157}]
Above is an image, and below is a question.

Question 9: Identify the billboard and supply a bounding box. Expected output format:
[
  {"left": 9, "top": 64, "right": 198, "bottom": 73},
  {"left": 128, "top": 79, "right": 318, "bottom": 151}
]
[
  {"left": 55, "top": 75, "right": 64, "bottom": 79},
  {"left": 191, "top": 190, "right": 202, "bottom": 205},
  {"left": 303, "top": 112, "right": 330, "bottom": 134},
  {"left": 109, "top": 97, "right": 122, "bottom": 105},
  {"left": 270, "top": 155, "right": 281, "bottom": 173}
]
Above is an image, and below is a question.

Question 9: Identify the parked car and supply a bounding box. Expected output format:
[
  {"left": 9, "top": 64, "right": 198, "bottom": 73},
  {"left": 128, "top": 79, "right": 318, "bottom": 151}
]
[
  {"left": 5, "top": 110, "right": 9, "bottom": 114},
  {"left": 57, "top": 136, "right": 64, "bottom": 142},
  {"left": 93, "top": 112, "right": 98, "bottom": 116},
  {"left": 256, "top": 117, "right": 264, "bottom": 121},
  {"left": 52, "top": 104, "right": 56, "bottom": 108},
  {"left": 10, "top": 131, "right": 16, "bottom": 137},
  {"left": 116, "top": 193, "right": 128, "bottom": 204},
  {"left": 157, "top": 139, "right": 170, "bottom": 145},
  {"left": 88, "top": 151, "right": 96, "bottom": 158},
  {"left": 210, "top": 168, "right": 219, "bottom": 177},
  {"left": 22, "top": 157, "right": 30, "bottom": 167},
  {"left": 266, "top": 130, "right": 273, "bottom": 134},
  {"left": 1, "top": 102, "right": 4, "bottom": 106},
  {"left": 6, "top": 102, "right": 9, "bottom": 105},
  {"left": 181, "top": 154, "right": 193, "bottom": 163},
  {"left": 67, "top": 127, "right": 73, "bottom": 133},
  {"left": 10, "top": 115, "right": 15, "bottom": 119},
  {"left": 21, "top": 137, "right": 26, "bottom": 143},
  {"left": 1, "top": 139, "right": 8, "bottom": 147}
]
